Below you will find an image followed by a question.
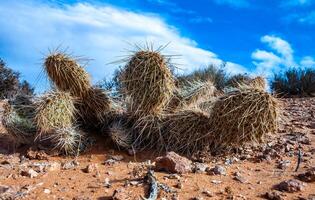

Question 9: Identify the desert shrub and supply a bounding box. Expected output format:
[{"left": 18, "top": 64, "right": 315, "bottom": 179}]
[
  {"left": 0, "top": 58, "right": 34, "bottom": 99},
  {"left": 177, "top": 64, "right": 228, "bottom": 90},
  {"left": 271, "top": 68, "right": 315, "bottom": 97},
  {"left": 225, "top": 73, "right": 252, "bottom": 88}
]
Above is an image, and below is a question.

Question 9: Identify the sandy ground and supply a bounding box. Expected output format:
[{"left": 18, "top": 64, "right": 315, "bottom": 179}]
[{"left": 0, "top": 98, "right": 314, "bottom": 200}]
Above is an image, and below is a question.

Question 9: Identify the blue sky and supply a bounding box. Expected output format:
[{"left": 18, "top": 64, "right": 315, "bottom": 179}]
[{"left": 0, "top": 0, "right": 314, "bottom": 92}]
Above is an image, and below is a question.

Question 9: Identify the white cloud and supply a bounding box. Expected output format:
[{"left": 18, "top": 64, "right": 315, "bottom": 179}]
[
  {"left": 189, "top": 16, "right": 213, "bottom": 24},
  {"left": 300, "top": 56, "right": 315, "bottom": 66},
  {"left": 299, "top": 11, "right": 315, "bottom": 24},
  {"left": 0, "top": 1, "right": 245, "bottom": 92},
  {"left": 261, "top": 35, "right": 295, "bottom": 66},
  {"left": 252, "top": 35, "right": 315, "bottom": 77},
  {"left": 213, "top": 0, "right": 249, "bottom": 8}
]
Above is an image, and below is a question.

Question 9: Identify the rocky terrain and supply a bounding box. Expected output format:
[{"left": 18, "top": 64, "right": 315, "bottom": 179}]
[{"left": 0, "top": 98, "right": 314, "bottom": 200}]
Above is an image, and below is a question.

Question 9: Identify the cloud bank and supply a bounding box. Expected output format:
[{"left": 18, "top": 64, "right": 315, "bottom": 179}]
[
  {"left": 0, "top": 1, "right": 246, "bottom": 92},
  {"left": 251, "top": 35, "right": 314, "bottom": 77}
]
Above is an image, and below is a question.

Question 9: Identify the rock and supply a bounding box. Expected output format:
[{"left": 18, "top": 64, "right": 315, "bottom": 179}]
[
  {"left": 175, "top": 181, "right": 183, "bottom": 189},
  {"left": 72, "top": 197, "right": 92, "bottom": 200},
  {"left": 104, "top": 159, "right": 117, "bottom": 165},
  {"left": 104, "top": 178, "right": 111, "bottom": 188},
  {"left": 26, "top": 149, "right": 48, "bottom": 160},
  {"left": 0, "top": 185, "right": 16, "bottom": 199},
  {"left": 1, "top": 155, "right": 20, "bottom": 165},
  {"left": 83, "top": 164, "right": 98, "bottom": 173},
  {"left": 276, "top": 179, "right": 305, "bottom": 192},
  {"left": 202, "top": 190, "right": 214, "bottom": 197},
  {"left": 263, "top": 191, "right": 284, "bottom": 200},
  {"left": 44, "top": 188, "right": 51, "bottom": 194},
  {"left": 234, "top": 175, "right": 247, "bottom": 183},
  {"left": 211, "top": 180, "right": 222, "bottom": 184},
  {"left": 62, "top": 160, "right": 79, "bottom": 170},
  {"left": 112, "top": 188, "right": 130, "bottom": 200},
  {"left": 21, "top": 169, "right": 38, "bottom": 178},
  {"left": 298, "top": 167, "right": 315, "bottom": 182},
  {"left": 192, "top": 163, "right": 207, "bottom": 173},
  {"left": 165, "top": 174, "right": 181, "bottom": 180},
  {"left": 110, "top": 155, "right": 124, "bottom": 161},
  {"left": 207, "top": 165, "right": 226, "bottom": 176},
  {"left": 45, "top": 162, "right": 61, "bottom": 172},
  {"left": 307, "top": 194, "right": 315, "bottom": 200},
  {"left": 277, "top": 160, "right": 291, "bottom": 169},
  {"left": 155, "top": 152, "right": 192, "bottom": 174}
]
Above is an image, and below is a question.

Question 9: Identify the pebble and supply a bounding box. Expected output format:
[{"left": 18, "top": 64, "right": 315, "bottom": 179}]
[
  {"left": 276, "top": 179, "right": 306, "bottom": 193},
  {"left": 208, "top": 165, "right": 226, "bottom": 176},
  {"left": 21, "top": 169, "right": 38, "bottom": 178}
]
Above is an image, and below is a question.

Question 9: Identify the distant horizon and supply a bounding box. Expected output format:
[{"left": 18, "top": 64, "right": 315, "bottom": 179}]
[{"left": 0, "top": 0, "right": 314, "bottom": 92}]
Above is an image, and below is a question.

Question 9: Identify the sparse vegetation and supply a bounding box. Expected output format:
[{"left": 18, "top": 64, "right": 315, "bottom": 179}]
[
  {"left": 0, "top": 58, "right": 34, "bottom": 99},
  {"left": 271, "top": 68, "right": 315, "bottom": 97}
]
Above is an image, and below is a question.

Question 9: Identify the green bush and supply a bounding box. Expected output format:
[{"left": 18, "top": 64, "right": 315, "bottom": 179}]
[{"left": 271, "top": 68, "right": 315, "bottom": 97}]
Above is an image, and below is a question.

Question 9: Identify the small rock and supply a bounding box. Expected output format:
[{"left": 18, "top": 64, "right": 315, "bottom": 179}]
[
  {"left": 1, "top": 155, "right": 20, "bottom": 165},
  {"left": 26, "top": 149, "right": 48, "bottom": 160},
  {"left": 0, "top": 185, "right": 16, "bottom": 199},
  {"left": 191, "top": 197, "right": 204, "bottom": 200},
  {"left": 155, "top": 152, "right": 192, "bottom": 174},
  {"left": 104, "top": 178, "right": 111, "bottom": 188},
  {"left": 44, "top": 188, "right": 51, "bottom": 194},
  {"left": 112, "top": 188, "right": 130, "bottom": 200},
  {"left": 234, "top": 175, "right": 247, "bottom": 183},
  {"left": 298, "top": 167, "right": 315, "bottom": 182},
  {"left": 21, "top": 169, "right": 38, "bottom": 178},
  {"left": 104, "top": 159, "right": 116, "bottom": 165},
  {"left": 165, "top": 174, "right": 181, "bottom": 180},
  {"left": 263, "top": 191, "right": 284, "bottom": 200},
  {"left": 45, "top": 162, "right": 61, "bottom": 172},
  {"left": 211, "top": 180, "right": 222, "bottom": 184},
  {"left": 192, "top": 163, "right": 207, "bottom": 173},
  {"left": 110, "top": 155, "right": 124, "bottom": 161},
  {"left": 276, "top": 179, "right": 305, "bottom": 192},
  {"left": 129, "top": 181, "right": 139, "bottom": 186},
  {"left": 208, "top": 165, "right": 226, "bottom": 176},
  {"left": 277, "top": 160, "right": 291, "bottom": 169},
  {"left": 175, "top": 181, "right": 183, "bottom": 189},
  {"left": 83, "top": 164, "right": 98, "bottom": 173},
  {"left": 202, "top": 190, "right": 214, "bottom": 197},
  {"left": 62, "top": 160, "right": 78, "bottom": 170}
]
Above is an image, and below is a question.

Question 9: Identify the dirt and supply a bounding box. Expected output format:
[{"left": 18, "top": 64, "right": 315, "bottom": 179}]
[{"left": 0, "top": 98, "right": 314, "bottom": 200}]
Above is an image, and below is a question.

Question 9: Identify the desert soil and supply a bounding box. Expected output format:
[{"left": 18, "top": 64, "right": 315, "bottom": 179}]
[{"left": 0, "top": 98, "right": 314, "bottom": 200}]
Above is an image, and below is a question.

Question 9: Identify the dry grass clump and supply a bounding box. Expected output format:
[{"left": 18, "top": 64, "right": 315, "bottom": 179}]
[
  {"left": 249, "top": 76, "right": 266, "bottom": 91},
  {"left": 35, "top": 91, "right": 75, "bottom": 135},
  {"left": 44, "top": 52, "right": 91, "bottom": 97},
  {"left": 49, "top": 127, "right": 84, "bottom": 155},
  {"left": 209, "top": 87, "right": 278, "bottom": 150},
  {"left": 120, "top": 49, "right": 175, "bottom": 116},
  {"left": 2, "top": 103, "right": 37, "bottom": 145},
  {"left": 161, "top": 109, "right": 212, "bottom": 155},
  {"left": 76, "top": 87, "right": 112, "bottom": 124},
  {"left": 108, "top": 120, "right": 133, "bottom": 150}
]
